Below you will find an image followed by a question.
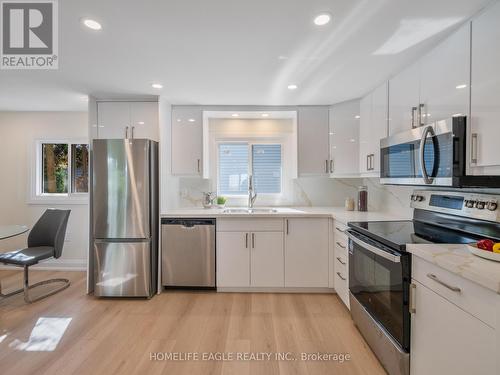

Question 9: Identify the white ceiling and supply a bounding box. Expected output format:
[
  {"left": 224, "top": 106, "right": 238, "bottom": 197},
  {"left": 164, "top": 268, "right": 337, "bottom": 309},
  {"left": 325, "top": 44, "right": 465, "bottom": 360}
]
[{"left": 0, "top": 0, "right": 494, "bottom": 111}]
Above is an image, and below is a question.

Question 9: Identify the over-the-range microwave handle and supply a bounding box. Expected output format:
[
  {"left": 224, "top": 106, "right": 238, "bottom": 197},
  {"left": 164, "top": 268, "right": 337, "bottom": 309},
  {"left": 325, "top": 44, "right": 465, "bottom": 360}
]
[
  {"left": 345, "top": 230, "right": 401, "bottom": 263},
  {"left": 419, "top": 125, "right": 436, "bottom": 185}
]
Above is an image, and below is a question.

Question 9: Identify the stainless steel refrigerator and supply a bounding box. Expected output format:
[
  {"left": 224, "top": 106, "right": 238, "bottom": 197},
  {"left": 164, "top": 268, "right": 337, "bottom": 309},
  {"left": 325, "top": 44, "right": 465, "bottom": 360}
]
[{"left": 92, "top": 139, "right": 158, "bottom": 298}]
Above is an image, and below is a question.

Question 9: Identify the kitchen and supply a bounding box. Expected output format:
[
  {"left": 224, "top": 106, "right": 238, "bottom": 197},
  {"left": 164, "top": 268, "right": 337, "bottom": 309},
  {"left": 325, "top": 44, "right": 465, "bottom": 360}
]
[{"left": 1, "top": 1, "right": 500, "bottom": 375}]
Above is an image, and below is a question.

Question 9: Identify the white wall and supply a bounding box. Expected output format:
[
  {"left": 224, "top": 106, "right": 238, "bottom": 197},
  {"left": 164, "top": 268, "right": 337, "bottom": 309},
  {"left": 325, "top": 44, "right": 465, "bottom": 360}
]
[{"left": 0, "top": 111, "right": 88, "bottom": 270}]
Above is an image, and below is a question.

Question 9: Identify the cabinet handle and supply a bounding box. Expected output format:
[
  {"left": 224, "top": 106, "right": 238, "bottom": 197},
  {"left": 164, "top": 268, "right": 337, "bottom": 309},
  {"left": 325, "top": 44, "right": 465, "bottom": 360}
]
[
  {"left": 125, "top": 126, "right": 129, "bottom": 139},
  {"left": 411, "top": 107, "right": 417, "bottom": 128},
  {"left": 329, "top": 159, "right": 333, "bottom": 173},
  {"left": 336, "top": 241, "right": 346, "bottom": 249},
  {"left": 245, "top": 233, "right": 248, "bottom": 248},
  {"left": 325, "top": 160, "right": 329, "bottom": 173},
  {"left": 370, "top": 154, "right": 375, "bottom": 171},
  {"left": 336, "top": 257, "right": 346, "bottom": 265},
  {"left": 197, "top": 159, "right": 201, "bottom": 173},
  {"left": 335, "top": 226, "right": 345, "bottom": 234},
  {"left": 251, "top": 233, "right": 255, "bottom": 249},
  {"left": 366, "top": 154, "right": 370, "bottom": 171},
  {"left": 336, "top": 272, "right": 346, "bottom": 281},
  {"left": 409, "top": 283, "right": 416, "bottom": 314},
  {"left": 471, "top": 133, "right": 478, "bottom": 164},
  {"left": 286, "top": 219, "right": 289, "bottom": 235},
  {"left": 131, "top": 126, "right": 135, "bottom": 139},
  {"left": 426, "top": 273, "right": 461, "bottom": 293},
  {"left": 418, "top": 103, "right": 425, "bottom": 127}
]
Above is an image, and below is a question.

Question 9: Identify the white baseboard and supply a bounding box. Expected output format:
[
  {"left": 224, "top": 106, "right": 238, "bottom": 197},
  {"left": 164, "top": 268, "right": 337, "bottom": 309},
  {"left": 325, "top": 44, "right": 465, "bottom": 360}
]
[
  {"left": 216, "top": 287, "right": 336, "bottom": 293},
  {"left": 0, "top": 258, "right": 86, "bottom": 271}
]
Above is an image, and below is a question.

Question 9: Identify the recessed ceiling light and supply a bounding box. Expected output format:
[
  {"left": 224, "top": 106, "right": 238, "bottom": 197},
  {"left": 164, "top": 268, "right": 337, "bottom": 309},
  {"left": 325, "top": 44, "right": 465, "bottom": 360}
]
[
  {"left": 81, "top": 18, "right": 102, "bottom": 31},
  {"left": 137, "top": 121, "right": 145, "bottom": 125},
  {"left": 188, "top": 118, "right": 196, "bottom": 122},
  {"left": 176, "top": 118, "right": 181, "bottom": 122},
  {"left": 314, "top": 13, "right": 331, "bottom": 26},
  {"left": 355, "top": 115, "right": 360, "bottom": 119},
  {"left": 349, "top": 139, "right": 356, "bottom": 142},
  {"left": 287, "top": 84, "right": 298, "bottom": 90},
  {"left": 455, "top": 84, "right": 467, "bottom": 89},
  {"left": 231, "top": 113, "right": 239, "bottom": 117},
  {"left": 261, "top": 113, "right": 269, "bottom": 117},
  {"left": 151, "top": 83, "right": 163, "bottom": 89}
]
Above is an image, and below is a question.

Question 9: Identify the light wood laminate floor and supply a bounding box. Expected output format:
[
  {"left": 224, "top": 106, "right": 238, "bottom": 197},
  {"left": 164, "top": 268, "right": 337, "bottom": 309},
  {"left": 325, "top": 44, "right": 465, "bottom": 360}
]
[{"left": 0, "top": 270, "right": 386, "bottom": 375}]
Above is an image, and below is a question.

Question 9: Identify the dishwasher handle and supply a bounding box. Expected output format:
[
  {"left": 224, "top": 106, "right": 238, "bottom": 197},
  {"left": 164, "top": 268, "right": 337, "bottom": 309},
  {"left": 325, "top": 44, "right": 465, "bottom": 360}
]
[{"left": 161, "top": 218, "right": 216, "bottom": 227}]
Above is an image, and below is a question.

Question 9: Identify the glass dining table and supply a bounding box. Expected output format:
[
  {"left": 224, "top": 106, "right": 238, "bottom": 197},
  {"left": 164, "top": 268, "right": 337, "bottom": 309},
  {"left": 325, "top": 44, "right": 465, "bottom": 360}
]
[{"left": 0, "top": 225, "right": 29, "bottom": 240}]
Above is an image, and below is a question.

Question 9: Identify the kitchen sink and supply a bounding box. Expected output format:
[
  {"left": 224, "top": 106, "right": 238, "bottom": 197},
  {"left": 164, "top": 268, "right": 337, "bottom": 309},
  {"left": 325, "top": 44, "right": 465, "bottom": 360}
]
[{"left": 222, "top": 208, "right": 278, "bottom": 214}]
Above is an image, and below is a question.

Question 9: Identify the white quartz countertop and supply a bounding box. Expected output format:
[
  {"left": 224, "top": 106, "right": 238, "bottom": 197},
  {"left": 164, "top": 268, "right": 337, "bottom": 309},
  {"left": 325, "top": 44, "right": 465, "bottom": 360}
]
[
  {"left": 161, "top": 207, "right": 407, "bottom": 225},
  {"left": 408, "top": 244, "right": 500, "bottom": 294}
]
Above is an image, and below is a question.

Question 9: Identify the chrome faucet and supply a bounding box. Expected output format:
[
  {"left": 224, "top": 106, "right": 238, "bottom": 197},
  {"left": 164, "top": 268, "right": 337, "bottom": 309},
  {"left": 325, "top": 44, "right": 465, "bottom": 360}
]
[{"left": 248, "top": 175, "right": 257, "bottom": 208}]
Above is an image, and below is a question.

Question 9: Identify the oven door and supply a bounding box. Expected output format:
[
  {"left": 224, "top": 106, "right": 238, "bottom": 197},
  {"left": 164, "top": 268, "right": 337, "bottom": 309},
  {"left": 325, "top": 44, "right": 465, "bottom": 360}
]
[
  {"left": 380, "top": 117, "right": 466, "bottom": 186},
  {"left": 347, "top": 230, "right": 411, "bottom": 352}
]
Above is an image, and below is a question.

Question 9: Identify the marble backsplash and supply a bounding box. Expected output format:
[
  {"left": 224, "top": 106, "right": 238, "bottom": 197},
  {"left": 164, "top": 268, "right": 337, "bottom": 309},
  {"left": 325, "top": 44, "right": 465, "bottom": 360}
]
[
  {"left": 165, "top": 174, "right": 414, "bottom": 218},
  {"left": 164, "top": 175, "right": 499, "bottom": 218}
]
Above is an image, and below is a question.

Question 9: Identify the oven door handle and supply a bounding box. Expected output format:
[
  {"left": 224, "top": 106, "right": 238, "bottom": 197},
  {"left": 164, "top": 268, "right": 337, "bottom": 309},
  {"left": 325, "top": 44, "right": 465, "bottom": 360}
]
[
  {"left": 419, "top": 125, "right": 436, "bottom": 185},
  {"left": 346, "top": 230, "right": 401, "bottom": 263}
]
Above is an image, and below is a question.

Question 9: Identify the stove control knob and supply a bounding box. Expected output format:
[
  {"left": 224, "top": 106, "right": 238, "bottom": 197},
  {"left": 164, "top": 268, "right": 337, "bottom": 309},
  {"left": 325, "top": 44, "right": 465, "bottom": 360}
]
[
  {"left": 416, "top": 195, "right": 424, "bottom": 202},
  {"left": 476, "top": 201, "right": 486, "bottom": 210},
  {"left": 465, "top": 200, "right": 475, "bottom": 208},
  {"left": 487, "top": 201, "right": 498, "bottom": 211},
  {"left": 410, "top": 194, "right": 416, "bottom": 202}
]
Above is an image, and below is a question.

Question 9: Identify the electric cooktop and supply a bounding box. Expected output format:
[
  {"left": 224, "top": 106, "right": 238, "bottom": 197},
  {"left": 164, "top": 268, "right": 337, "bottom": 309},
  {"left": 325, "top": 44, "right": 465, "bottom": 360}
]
[{"left": 348, "top": 220, "right": 485, "bottom": 252}]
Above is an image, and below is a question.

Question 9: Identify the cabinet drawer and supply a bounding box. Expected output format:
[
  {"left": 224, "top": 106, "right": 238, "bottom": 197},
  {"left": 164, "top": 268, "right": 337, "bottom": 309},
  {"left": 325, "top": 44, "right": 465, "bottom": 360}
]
[
  {"left": 335, "top": 271, "right": 349, "bottom": 309},
  {"left": 334, "top": 250, "right": 348, "bottom": 272},
  {"left": 412, "top": 256, "right": 496, "bottom": 327},
  {"left": 217, "top": 218, "right": 283, "bottom": 232},
  {"left": 334, "top": 222, "right": 348, "bottom": 243},
  {"left": 335, "top": 238, "right": 348, "bottom": 256}
]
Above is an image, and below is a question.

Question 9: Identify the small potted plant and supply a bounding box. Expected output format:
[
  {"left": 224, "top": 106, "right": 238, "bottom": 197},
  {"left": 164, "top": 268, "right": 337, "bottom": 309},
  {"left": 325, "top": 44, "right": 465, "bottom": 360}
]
[{"left": 216, "top": 196, "right": 227, "bottom": 208}]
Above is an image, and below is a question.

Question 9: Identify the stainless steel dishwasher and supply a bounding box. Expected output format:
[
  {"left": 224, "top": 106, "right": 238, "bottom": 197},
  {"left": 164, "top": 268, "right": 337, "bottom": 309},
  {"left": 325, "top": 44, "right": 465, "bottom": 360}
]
[{"left": 161, "top": 218, "right": 216, "bottom": 289}]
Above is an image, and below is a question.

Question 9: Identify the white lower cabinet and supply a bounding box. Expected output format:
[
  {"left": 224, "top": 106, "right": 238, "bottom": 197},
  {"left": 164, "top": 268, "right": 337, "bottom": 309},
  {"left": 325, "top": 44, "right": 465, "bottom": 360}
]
[
  {"left": 410, "top": 257, "right": 496, "bottom": 375},
  {"left": 333, "top": 221, "right": 349, "bottom": 309},
  {"left": 217, "top": 217, "right": 331, "bottom": 290},
  {"left": 250, "top": 232, "right": 284, "bottom": 287},
  {"left": 217, "top": 231, "right": 284, "bottom": 288},
  {"left": 217, "top": 232, "right": 250, "bottom": 287},
  {"left": 284, "top": 218, "right": 329, "bottom": 287}
]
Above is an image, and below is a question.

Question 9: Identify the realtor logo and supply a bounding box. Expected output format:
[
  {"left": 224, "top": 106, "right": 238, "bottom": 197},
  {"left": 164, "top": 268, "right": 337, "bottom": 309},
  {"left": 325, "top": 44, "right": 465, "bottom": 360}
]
[{"left": 1, "top": 0, "right": 58, "bottom": 69}]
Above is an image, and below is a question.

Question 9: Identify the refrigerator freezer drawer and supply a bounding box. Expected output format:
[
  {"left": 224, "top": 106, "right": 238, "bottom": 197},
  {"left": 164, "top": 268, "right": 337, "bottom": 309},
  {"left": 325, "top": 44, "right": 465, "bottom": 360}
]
[
  {"left": 161, "top": 219, "right": 216, "bottom": 287},
  {"left": 94, "top": 240, "right": 152, "bottom": 297}
]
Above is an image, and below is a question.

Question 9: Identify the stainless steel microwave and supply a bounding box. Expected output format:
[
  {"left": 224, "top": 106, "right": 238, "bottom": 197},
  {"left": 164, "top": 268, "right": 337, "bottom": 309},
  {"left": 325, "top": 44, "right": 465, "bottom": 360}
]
[{"left": 380, "top": 116, "right": 500, "bottom": 188}]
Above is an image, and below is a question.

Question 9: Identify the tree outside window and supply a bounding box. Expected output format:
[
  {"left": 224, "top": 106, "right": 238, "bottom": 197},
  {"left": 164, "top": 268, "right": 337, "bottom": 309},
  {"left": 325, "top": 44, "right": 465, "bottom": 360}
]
[{"left": 41, "top": 143, "right": 89, "bottom": 195}]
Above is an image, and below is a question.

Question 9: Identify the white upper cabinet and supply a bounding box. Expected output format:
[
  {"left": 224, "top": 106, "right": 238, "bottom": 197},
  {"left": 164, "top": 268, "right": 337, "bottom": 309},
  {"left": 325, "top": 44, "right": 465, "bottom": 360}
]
[
  {"left": 129, "top": 102, "right": 159, "bottom": 141},
  {"left": 359, "top": 82, "right": 388, "bottom": 175},
  {"left": 388, "top": 62, "right": 420, "bottom": 135},
  {"left": 171, "top": 106, "right": 203, "bottom": 176},
  {"left": 359, "top": 93, "right": 372, "bottom": 175},
  {"left": 97, "top": 101, "right": 158, "bottom": 140},
  {"left": 97, "top": 102, "right": 130, "bottom": 139},
  {"left": 470, "top": 2, "right": 500, "bottom": 173},
  {"left": 420, "top": 23, "right": 470, "bottom": 124},
  {"left": 329, "top": 99, "right": 360, "bottom": 177},
  {"left": 297, "top": 106, "right": 330, "bottom": 176}
]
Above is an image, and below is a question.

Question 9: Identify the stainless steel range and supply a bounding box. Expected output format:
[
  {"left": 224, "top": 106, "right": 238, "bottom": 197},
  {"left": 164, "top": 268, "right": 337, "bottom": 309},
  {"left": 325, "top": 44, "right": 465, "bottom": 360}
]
[{"left": 346, "top": 190, "right": 500, "bottom": 375}]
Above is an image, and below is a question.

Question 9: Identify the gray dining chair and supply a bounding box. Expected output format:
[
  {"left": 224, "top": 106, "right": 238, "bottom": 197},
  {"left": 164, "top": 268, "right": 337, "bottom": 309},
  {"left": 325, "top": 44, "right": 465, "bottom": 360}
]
[{"left": 0, "top": 209, "right": 71, "bottom": 303}]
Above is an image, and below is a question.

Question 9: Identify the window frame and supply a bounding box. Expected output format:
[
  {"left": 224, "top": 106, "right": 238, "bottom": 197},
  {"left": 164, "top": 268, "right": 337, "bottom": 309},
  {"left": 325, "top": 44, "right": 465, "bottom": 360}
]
[
  {"left": 216, "top": 140, "right": 284, "bottom": 198},
  {"left": 30, "top": 139, "right": 89, "bottom": 205}
]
